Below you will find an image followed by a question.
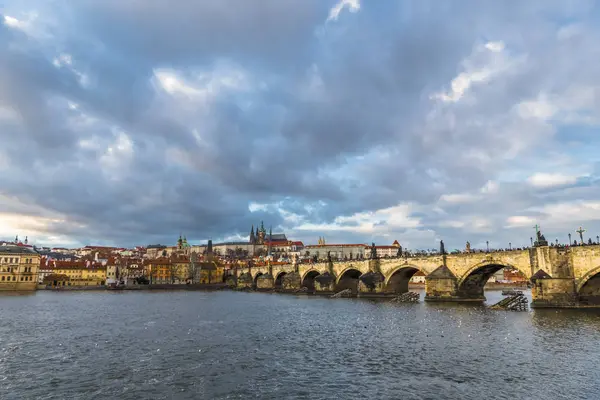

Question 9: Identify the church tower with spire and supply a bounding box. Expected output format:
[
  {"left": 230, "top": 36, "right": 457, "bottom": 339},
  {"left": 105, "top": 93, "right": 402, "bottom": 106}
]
[
  {"left": 249, "top": 225, "right": 256, "bottom": 244},
  {"left": 257, "top": 221, "right": 267, "bottom": 244}
]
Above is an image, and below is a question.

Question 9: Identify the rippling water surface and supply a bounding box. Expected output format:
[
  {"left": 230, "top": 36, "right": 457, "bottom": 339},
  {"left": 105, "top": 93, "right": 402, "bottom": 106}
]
[{"left": 2, "top": 290, "right": 600, "bottom": 399}]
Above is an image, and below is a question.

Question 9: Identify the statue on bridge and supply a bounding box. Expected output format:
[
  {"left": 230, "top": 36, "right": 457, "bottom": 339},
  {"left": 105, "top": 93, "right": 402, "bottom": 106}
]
[
  {"left": 535, "top": 229, "right": 548, "bottom": 247},
  {"left": 370, "top": 243, "right": 378, "bottom": 259},
  {"left": 397, "top": 245, "right": 402, "bottom": 257},
  {"left": 440, "top": 240, "right": 446, "bottom": 255},
  {"left": 327, "top": 251, "right": 332, "bottom": 263},
  {"left": 465, "top": 241, "right": 471, "bottom": 253}
]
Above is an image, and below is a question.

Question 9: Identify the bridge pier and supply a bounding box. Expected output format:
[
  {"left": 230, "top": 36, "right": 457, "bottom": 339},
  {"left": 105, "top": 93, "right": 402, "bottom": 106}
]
[
  {"left": 281, "top": 272, "right": 302, "bottom": 291},
  {"left": 314, "top": 273, "right": 335, "bottom": 293},
  {"left": 531, "top": 278, "right": 578, "bottom": 308},
  {"left": 358, "top": 271, "right": 386, "bottom": 296},
  {"left": 256, "top": 274, "right": 274, "bottom": 290},
  {"left": 237, "top": 272, "right": 254, "bottom": 289},
  {"left": 423, "top": 265, "right": 474, "bottom": 302}
]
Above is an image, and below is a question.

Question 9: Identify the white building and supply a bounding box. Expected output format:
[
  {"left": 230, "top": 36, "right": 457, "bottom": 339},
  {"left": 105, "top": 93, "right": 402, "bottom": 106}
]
[
  {"left": 303, "top": 244, "right": 367, "bottom": 260},
  {"left": 409, "top": 271, "right": 426, "bottom": 284},
  {"left": 369, "top": 241, "right": 402, "bottom": 258}
]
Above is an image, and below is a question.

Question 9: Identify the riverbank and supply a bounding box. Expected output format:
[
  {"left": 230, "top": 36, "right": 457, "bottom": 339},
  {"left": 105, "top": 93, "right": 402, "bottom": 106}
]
[{"left": 37, "top": 283, "right": 229, "bottom": 291}]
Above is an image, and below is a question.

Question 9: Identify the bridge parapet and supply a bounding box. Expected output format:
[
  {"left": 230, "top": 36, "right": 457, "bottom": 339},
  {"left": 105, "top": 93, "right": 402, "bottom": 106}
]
[{"left": 230, "top": 245, "right": 600, "bottom": 307}]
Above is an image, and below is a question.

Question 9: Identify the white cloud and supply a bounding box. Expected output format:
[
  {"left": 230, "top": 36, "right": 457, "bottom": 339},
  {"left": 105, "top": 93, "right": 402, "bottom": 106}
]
[
  {"left": 439, "top": 193, "right": 480, "bottom": 204},
  {"left": 153, "top": 64, "right": 249, "bottom": 101},
  {"left": 3, "top": 15, "right": 27, "bottom": 30},
  {"left": 534, "top": 201, "right": 600, "bottom": 223},
  {"left": 326, "top": 0, "right": 360, "bottom": 22},
  {"left": 516, "top": 86, "right": 600, "bottom": 125},
  {"left": 505, "top": 215, "right": 536, "bottom": 228},
  {"left": 248, "top": 202, "right": 269, "bottom": 213},
  {"left": 430, "top": 40, "right": 518, "bottom": 103},
  {"left": 52, "top": 53, "right": 73, "bottom": 68},
  {"left": 480, "top": 180, "right": 499, "bottom": 194},
  {"left": 516, "top": 95, "right": 557, "bottom": 120},
  {"left": 484, "top": 41, "right": 505, "bottom": 52},
  {"left": 100, "top": 131, "right": 134, "bottom": 176},
  {"left": 295, "top": 203, "right": 419, "bottom": 235},
  {"left": 154, "top": 70, "right": 203, "bottom": 97},
  {"left": 527, "top": 172, "right": 578, "bottom": 188},
  {"left": 2, "top": 12, "right": 52, "bottom": 40}
]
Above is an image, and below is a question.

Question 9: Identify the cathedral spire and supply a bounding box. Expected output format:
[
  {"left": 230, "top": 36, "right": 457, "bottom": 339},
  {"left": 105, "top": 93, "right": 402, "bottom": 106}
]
[
  {"left": 250, "top": 225, "right": 255, "bottom": 244},
  {"left": 268, "top": 226, "right": 272, "bottom": 257}
]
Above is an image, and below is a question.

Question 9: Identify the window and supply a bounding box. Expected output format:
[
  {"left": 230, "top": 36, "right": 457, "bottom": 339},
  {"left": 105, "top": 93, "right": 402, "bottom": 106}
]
[
  {"left": 20, "top": 277, "right": 23, "bottom": 281},
  {"left": 1, "top": 276, "right": 4, "bottom": 281},
  {"left": 12, "top": 276, "right": 16, "bottom": 281}
]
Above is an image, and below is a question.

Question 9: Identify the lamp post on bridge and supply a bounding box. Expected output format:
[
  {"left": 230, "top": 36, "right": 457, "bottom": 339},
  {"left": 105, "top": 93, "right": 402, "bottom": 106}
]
[
  {"left": 486, "top": 240, "right": 489, "bottom": 253},
  {"left": 530, "top": 237, "right": 533, "bottom": 247},
  {"left": 568, "top": 233, "right": 572, "bottom": 246},
  {"left": 597, "top": 235, "right": 599, "bottom": 245},
  {"left": 555, "top": 239, "right": 558, "bottom": 246},
  {"left": 509, "top": 242, "right": 512, "bottom": 250}
]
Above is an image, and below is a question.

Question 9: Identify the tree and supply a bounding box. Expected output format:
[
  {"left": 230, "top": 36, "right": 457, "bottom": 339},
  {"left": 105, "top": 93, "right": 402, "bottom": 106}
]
[
  {"left": 187, "top": 253, "right": 201, "bottom": 284},
  {"left": 167, "top": 261, "right": 180, "bottom": 284}
]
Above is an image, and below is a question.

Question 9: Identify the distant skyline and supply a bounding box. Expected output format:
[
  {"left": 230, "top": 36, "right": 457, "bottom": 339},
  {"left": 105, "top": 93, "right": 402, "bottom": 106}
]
[{"left": 1, "top": 1, "right": 600, "bottom": 250}]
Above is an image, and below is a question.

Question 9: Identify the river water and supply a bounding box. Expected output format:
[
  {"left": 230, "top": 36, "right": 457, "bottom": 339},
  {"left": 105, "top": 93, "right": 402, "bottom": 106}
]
[{"left": 1, "top": 290, "right": 600, "bottom": 400}]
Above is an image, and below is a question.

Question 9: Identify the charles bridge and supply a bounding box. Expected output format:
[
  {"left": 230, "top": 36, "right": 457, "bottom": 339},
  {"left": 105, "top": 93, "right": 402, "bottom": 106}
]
[{"left": 229, "top": 244, "right": 600, "bottom": 308}]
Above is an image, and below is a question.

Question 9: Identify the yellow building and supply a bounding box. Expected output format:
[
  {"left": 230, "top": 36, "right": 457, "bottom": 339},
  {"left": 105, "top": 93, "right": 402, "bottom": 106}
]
[
  {"left": 147, "top": 258, "right": 172, "bottom": 284},
  {"left": 43, "top": 260, "right": 106, "bottom": 287},
  {"left": 147, "top": 256, "right": 224, "bottom": 284},
  {"left": 0, "top": 245, "right": 40, "bottom": 290}
]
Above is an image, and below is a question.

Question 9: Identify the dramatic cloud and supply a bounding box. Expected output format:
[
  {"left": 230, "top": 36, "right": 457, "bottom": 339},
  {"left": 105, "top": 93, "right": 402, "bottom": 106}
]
[{"left": 1, "top": 0, "right": 600, "bottom": 251}]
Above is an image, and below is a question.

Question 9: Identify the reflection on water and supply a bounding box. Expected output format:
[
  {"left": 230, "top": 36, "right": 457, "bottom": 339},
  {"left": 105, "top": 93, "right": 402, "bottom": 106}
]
[{"left": 1, "top": 290, "right": 600, "bottom": 399}]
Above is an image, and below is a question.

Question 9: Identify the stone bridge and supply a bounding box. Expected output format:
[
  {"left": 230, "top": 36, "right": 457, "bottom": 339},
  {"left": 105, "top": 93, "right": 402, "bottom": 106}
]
[{"left": 230, "top": 245, "right": 600, "bottom": 308}]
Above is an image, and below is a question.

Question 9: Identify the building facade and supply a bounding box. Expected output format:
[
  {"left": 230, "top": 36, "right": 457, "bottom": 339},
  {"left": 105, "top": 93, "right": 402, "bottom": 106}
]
[
  {"left": 0, "top": 245, "right": 40, "bottom": 290},
  {"left": 303, "top": 244, "right": 367, "bottom": 261}
]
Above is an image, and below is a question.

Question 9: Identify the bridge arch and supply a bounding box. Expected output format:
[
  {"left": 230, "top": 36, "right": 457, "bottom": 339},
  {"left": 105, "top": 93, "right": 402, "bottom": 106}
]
[
  {"left": 335, "top": 267, "right": 362, "bottom": 295},
  {"left": 457, "top": 260, "right": 528, "bottom": 300},
  {"left": 302, "top": 270, "right": 320, "bottom": 292},
  {"left": 253, "top": 272, "right": 264, "bottom": 287},
  {"left": 576, "top": 266, "right": 600, "bottom": 305},
  {"left": 384, "top": 265, "right": 423, "bottom": 294},
  {"left": 274, "top": 272, "right": 287, "bottom": 289}
]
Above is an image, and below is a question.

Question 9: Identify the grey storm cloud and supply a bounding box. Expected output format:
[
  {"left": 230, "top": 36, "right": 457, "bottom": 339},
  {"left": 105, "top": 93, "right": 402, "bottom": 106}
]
[{"left": 1, "top": 0, "right": 600, "bottom": 249}]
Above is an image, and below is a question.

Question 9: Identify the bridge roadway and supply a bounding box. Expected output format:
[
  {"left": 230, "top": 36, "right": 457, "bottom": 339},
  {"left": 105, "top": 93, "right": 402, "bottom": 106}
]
[{"left": 230, "top": 244, "right": 600, "bottom": 308}]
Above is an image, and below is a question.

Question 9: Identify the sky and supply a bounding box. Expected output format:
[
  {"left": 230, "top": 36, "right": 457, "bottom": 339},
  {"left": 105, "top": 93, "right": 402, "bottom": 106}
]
[{"left": 1, "top": 0, "right": 600, "bottom": 251}]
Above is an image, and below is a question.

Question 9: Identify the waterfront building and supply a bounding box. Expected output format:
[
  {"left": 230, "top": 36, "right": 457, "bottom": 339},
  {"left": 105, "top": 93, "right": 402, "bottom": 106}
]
[
  {"left": 303, "top": 243, "right": 367, "bottom": 260},
  {"left": 147, "top": 255, "right": 223, "bottom": 284},
  {"left": 0, "top": 244, "right": 40, "bottom": 290},
  {"left": 41, "top": 259, "right": 106, "bottom": 287},
  {"left": 147, "top": 258, "right": 172, "bottom": 284},
  {"left": 409, "top": 271, "right": 426, "bottom": 284}
]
